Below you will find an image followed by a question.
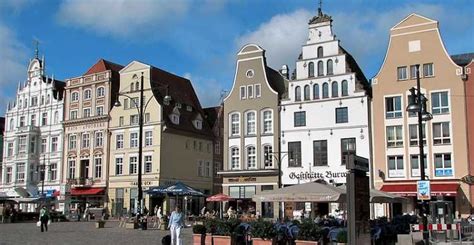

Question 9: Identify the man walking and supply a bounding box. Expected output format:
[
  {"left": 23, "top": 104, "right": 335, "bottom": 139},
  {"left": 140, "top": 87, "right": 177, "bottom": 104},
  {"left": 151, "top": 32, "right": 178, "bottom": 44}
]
[
  {"left": 39, "top": 205, "right": 50, "bottom": 232},
  {"left": 168, "top": 206, "right": 185, "bottom": 245}
]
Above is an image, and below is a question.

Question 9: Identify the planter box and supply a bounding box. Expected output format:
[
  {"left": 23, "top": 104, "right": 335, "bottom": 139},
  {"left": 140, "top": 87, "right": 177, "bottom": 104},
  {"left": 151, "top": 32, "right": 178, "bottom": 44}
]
[
  {"left": 193, "top": 234, "right": 205, "bottom": 245},
  {"left": 295, "top": 240, "right": 319, "bottom": 245},
  {"left": 95, "top": 221, "right": 105, "bottom": 229},
  {"left": 213, "top": 235, "right": 231, "bottom": 245},
  {"left": 205, "top": 233, "right": 213, "bottom": 245},
  {"left": 251, "top": 238, "right": 273, "bottom": 245}
]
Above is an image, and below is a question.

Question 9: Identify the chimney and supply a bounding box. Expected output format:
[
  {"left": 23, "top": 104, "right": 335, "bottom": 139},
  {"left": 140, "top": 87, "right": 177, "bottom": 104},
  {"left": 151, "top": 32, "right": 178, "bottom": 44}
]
[{"left": 279, "top": 65, "right": 289, "bottom": 79}]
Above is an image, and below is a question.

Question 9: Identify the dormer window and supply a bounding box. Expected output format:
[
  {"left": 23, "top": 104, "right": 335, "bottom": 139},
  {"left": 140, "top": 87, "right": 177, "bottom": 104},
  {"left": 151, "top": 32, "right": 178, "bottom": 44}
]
[
  {"left": 186, "top": 106, "right": 192, "bottom": 112},
  {"left": 170, "top": 114, "right": 180, "bottom": 125},
  {"left": 194, "top": 120, "right": 202, "bottom": 130}
]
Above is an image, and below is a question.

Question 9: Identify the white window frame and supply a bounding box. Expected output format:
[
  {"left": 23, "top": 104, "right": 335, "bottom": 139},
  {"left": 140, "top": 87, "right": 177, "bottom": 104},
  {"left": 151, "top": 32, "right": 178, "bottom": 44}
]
[
  {"left": 83, "top": 108, "right": 91, "bottom": 118},
  {"left": 247, "top": 85, "right": 254, "bottom": 99},
  {"left": 434, "top": 153, "right": 453, "bottom": 177},
  {"left": 95, "top": 132, "right": 103, "bottom": 147},
  {"left": 68, "top": 135, "right": 77, "bottom": 150},
  {"left": 70, "top": 110, "right": 78, "bottom": 120},
  {"left": 230, "top": 113, "right": 240, "bottom": 136},
  {"left": 433, "top": 122, "right": 451, "bottom": 145},
  {"left": 82, "top": 133, "right": 90, "bottom": 148},
  {"left": 94, "top": 157, "right": 102, "bottom": 179},
  {"left": 71, "top": 91, "right": 79, "bottom": 102},
  {"left": 423, "top": 63, "right": 434, "bottom": 77},
  {"left": 262, "top": 110, "right": 273, "bottom": 134},
  {"left": 16, "top": 163, "right": 25, "bottom": 183},
  {"left": 115, "top": 157, "right": 123, "bottom": 175},
  {"left": 431, "top": 91, "right": 449, "bottom": 114},
  {"left": 18, "top": 136, "right": 27, "bottom": 153},
  {"left": 84, "top": 89, "right": 92, "bottom": 100},
  {"left": 385, "top": 96, "right": 402, "bottom": 119},
  {"left": 230, "top": 147, "right": 240, "bottom": 170},
  {"left": 410, "top": 154, "right": 427, "bottom": 177},
  {"left": 240, "top": 86, "right": 246, "bottom": 100},
  {"left": 129, "top": 156, "right": 138, "bottom": 174},
  {"left": 96, "top": 106, "right": 104, "bottom": 116},
  {"left": 96, "top": 87, "right": 105, "bottom": 97},
  {"left": 130, "top": 132, "right": 138, "bottom": 148},
  {"left": 145, "top": 155, "right": 152, "bottom": 173},
  {"left": 116, "top": 134, "right": 124, "bottom": 149},
  {"left": 397, "top": 66, "right": 408, "bottom": 80},
  {"left": 247, "top": 146, "right": 256, "bottom": 169},
  {"left": 246, "top": 111, "right": 256, "bottom": 135},
  {"left": 51, "top": 137, "right": 58, "bottom": 152},
  {"left": 145, "top": 131, "right": 153, "bottom": 147},
  {"left": 68, "top": 158, "right": 76, "bottom": 179},
  {"left": 387, "top": 155, "right": 404, "bottom": 178},
  {"left": 386, "top": 125, "right": 403, "bottom": 148},
  {"left": 255, "top": 84, "right": 261, "bottom": 98}
]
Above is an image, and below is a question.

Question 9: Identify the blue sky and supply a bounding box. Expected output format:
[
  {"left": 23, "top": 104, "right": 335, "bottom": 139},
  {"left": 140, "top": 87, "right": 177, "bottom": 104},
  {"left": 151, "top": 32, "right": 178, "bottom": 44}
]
[{"left": 0, "top": 0, "right": 472, "bottom": 114}]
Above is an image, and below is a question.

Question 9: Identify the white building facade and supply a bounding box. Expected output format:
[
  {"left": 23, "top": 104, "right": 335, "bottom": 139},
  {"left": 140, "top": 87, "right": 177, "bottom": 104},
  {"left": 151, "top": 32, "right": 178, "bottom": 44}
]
[
  {"left": 280, "top": 10, "right": 371, "bottom": 207},
  {"left": 1, "top": 53, "right": 65, "bottom": 210}
]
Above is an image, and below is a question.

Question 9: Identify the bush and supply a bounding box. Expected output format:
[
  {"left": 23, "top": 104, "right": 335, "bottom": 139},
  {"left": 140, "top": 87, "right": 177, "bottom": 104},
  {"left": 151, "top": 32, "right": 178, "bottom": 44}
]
[
  {"left": 250, "top": 219, "right": 277, "bottom": 240},
  {"left": 296, "top": 219, "right": 321, "bottom": 241},
  {"left": 336, "top": 230, "right": 347, "bottom": 243},
  {"left": 193, "top": 224, "right": 206, "bottom": 234},
  {"left": 204, "top": 218, "right": 219, "bottom": 234},
  {"left": 214, "top": 218, "right": 241, "bottom": 236}
]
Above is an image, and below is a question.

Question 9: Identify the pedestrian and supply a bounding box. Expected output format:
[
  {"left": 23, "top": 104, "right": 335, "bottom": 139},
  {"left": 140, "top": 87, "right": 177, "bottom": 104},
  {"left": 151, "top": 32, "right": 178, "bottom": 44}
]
[
  {"left": 77, "top": 206, "right": 82, "bottom": 221},
  {"left": 39, "top": 205, "right": 50, "bottom": 232},
  {"left": 168, "top": 206, "right": 185, "bottom": 245},
  {"left": 84, "top": 205, "right": 90, "bottom": 221},
  {"left": 154, "top": 206, "right": 162, "bottom": 228}
]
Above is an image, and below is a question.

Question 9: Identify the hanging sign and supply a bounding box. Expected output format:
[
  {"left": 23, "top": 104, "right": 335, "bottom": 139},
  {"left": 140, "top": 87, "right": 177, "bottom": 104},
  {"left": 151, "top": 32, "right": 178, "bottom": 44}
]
[{"left": 417, "top": 180, "right": 431, "bottom": 201}]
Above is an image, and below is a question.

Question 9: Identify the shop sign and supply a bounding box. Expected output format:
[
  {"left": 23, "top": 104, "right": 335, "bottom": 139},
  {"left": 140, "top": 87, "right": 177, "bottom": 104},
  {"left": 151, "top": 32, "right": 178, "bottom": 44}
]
[
  {"left": 131, "top": 181, "right": 153, "bottom": 186},
  {"left": 228, "top": 177, "right": 257, "bottom": 183},
  {"left": 288, "top": 171, "right": 348, "bottom": 180},
  {"left": 417, "top": 180, "right": 431, "bottom": 201}
]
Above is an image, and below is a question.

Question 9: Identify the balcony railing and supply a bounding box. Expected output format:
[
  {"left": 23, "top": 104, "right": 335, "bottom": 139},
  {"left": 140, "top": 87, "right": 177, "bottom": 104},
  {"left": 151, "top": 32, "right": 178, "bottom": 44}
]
[{"left": 67, "top": 177, "right": 95, "bottom": 186}]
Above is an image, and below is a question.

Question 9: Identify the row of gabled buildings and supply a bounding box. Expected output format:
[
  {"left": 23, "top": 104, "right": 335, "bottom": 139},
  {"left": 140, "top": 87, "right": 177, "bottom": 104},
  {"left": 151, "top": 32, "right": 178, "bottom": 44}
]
[{"left": 0, "top": 5, "right": 473, "bottom": 219}]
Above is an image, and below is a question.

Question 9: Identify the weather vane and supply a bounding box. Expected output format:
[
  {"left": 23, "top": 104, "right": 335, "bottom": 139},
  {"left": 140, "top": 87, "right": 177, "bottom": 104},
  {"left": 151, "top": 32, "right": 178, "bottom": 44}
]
[
  {"left": 33, "top": 39, "right": 40, "bottom": 58},
  {"left": 318, "top": 0, "right": 323, "bottom": 16}
]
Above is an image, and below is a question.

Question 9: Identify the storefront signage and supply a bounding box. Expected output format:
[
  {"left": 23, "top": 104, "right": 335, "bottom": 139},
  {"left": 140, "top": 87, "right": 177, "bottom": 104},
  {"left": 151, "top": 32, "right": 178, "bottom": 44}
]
[
  {"left": 228, "top": 177, "right": 257, "bottom": 183},
  {"left": 417, "top": 180, "right": 431, "bottom": 201},
  {"left": 288, "top": 171, "right": 348, "bottom": 180},
  {"left": 131, "top": 181, "right": 153, "bottom": 186}
]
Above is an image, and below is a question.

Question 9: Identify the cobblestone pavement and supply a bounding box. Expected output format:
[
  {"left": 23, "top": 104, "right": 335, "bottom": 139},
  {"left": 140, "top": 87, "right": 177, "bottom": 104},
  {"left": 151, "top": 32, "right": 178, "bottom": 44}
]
[{"left": 0, "top": 221, "right": 193, "bottom": 245}]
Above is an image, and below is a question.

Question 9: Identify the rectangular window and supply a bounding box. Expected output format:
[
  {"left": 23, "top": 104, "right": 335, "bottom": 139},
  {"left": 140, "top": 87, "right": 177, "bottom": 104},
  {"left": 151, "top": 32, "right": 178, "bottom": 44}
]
[
  {"left": 410, "top": 65, "right": 418, "bottom": 79},
  {"left": 294, "top": 111, "right": 306, "bottom": 127},
  {"left": 83, "top": 108, "right": 91, "bottom": 118},
  {"left": 50, "top": 163, "right": 57, "bottom": 181},
  {"left": 119, "top": 116, "right": 124, "bottom": 126},
  {"left": 335, "top": 107, "right": 348, "bottom": 123},
  {"left": 6, "top": 167, "right": 12, "bottom": 183},
  {"left": 68, "top": 135, "right": 76, "bottom": 150},
  {"left": 20, "top": 116, "right": 25, "bottom": 127},
  {"left": 255, "top": 84, "right": 261, "bottom": 98},
  {"left": 229, "top": 186, "right": 256, "bottom": 199},
  {"left": 145, "top": 156, "right": 152, "bottom": 173},
  {"left": 263, "top": 111, "right": 272, "bottom": 133},
  {"left": 18, "top": 136, "right": 27, "bottom": 153},
  {"left": 96, "top": 106, "right": 104, "bottom": 116},
  {"left": 397, "top": 66, "right": 407, "bottom": 80},
  {"left": 144, "top": 113, "right": 151, "bottom": 123},
  {"left": 198, "top": 160, "right": 204, "bottom": 177},
  {"left": 388, "top": 155, "right": 404, "bottom": 178},
  {"left": 215, "top": 142, "right": 221, "bottom": 155},
  {"left": 231, "top": 114, "right": 240, "bottom": 136},
  {"left": 130, "top": 132, "right": 138, "bottom": 148},
  {"left": 230, "top": 147, "right": 240, "bottom": 169},
  {"left": 410, "top": 154, "right": 427, "bottom": 177},
  {"left": 145, "top": 131, "right": 153, "bottom": 146},
  {"left": 246, "top": 112, "right": 256, "bottom": 135},
  {"left": 385, "top": 96, "right": 402, "bottom": 119},
  {"left": 94, "top": 157, "right": 102, "bottom": 179},
  {"left": 68, "top": 159, "right": 76, "bottom": 179},
  {"left": 130, "top": 97, "right": 139, "bottom": 109},
  {"left": 31, "top": 114, "right": 36, "bottom": 126},
  {"left": 214, "top": 161, "right": 221, "bottom": 177},
  {"left": 288, "top": 142, "right": 302, "bottom": 167},
  {"left": 240, "top": 86, "right": 246, "bottom": 100},
  {"left": 423, "top": 63, "right": 434, "bottom": 77},
  {"left": 41, "top": 138, "right": 47, "bottom": 153},
  {"left": 263, "top": 145, "right": 273, "bottom": 168},
  {"left": 409, "top": 124, "right": 426, "bottom": 146},
  {"left": 51, "top": 137, "right": 58, "bottom": 152},
  {"left": 7, "top": 142, "right": 13, "bottom": 157},
  {"left": 341, "top": 138, "right": 356, "bottom": 165},
  {"left": 247, "top": 85, "right": 254, "bottom": 99},
  {"left": 31, "top": 96, "right": 38, "bottom": 106},
  {"left": 433, "top": 122, "right": 450, "bottom": 145},
  {"left": 115, "top": 157, "right": 123, "bottom": 175},
  {"left": 70, "top": 110, "right": 78, "bottom": 120},
  {"left": 386, "top": 126, "right": 403, "bottom": 148},
  {"left": 123, "top": 98, "right": 129, "bottom": 109},
  {"left": 116, "top": 134, "right": 124, "bottom": 149},
  {"left": 82, "top": 133, "right": 90, "bottom": 148},
  {"left": 205, "top": 161, "right": 211, "bottom": 177},
  {"left": 431, "top": 92, "right": 449, "bottom": 114},
  {"left": 95, "top": 132, "right": 103, "bottom": 147},
  {"left": 30, "top": 136, "right": 36, "bottom": 153},
  {"left": 129, "top": 156, "right": 138, "bottom": 174},
  {"left": 16, "top": 163, "right": 25, "bottom": 183},
  {"left": 313, "top": 140, "right": 328, "bottom": 166},
  {"left": 434, "top": 153, "right": 453, "bottom": 177},
  {"left": 41, "top": 112, "right": 48, "bottom": 126},
  {"left": 130, "top": 115, "right": 139, "bottom": 125}
]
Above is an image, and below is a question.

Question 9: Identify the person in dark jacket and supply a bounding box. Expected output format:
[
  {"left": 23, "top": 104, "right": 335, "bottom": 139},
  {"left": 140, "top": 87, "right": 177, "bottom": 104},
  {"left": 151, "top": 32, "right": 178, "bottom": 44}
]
[{"left": 39, "top": 205, "right": 50, "bottom": 232}]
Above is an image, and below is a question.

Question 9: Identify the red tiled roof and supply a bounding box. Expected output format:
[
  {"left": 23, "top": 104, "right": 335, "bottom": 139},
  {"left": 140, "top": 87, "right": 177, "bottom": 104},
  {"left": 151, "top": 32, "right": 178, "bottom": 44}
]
[{"left": 83, "top": 59, "right": 124, "bottom": 76}]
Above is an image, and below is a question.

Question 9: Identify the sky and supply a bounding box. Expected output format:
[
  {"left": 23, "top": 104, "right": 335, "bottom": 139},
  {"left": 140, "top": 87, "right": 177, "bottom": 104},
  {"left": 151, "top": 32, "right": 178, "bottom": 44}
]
[{"left": 0, "top": 0, "right": 472, "bottom": 115}]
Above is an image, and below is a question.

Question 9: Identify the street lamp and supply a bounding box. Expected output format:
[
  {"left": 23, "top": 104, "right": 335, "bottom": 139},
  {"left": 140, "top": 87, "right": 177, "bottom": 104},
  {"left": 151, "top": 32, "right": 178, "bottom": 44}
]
[
  {"left": 405, "top": 64, "right": 432, "bottom": 244},
  {"left": 36, "top": 155, "right": 49, "bottom": 202},
  {"left": 264, "top": 150, "right": 288, "bottom": 220},
  {"left": 114, "top": 72, "right": 171, "bottom": 217}
]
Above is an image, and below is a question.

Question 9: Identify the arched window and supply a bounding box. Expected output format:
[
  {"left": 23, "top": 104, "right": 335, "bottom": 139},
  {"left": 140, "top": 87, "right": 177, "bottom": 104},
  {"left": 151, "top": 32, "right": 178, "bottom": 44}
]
[
  {"left": 54, "top": 111, "right": 59, "bottom": 124},
  {"left": 130, "top": 83, "right": 134, "bottom": 92},
  {"left": 327, "top": 59, "right": 333, "bottom": 75},
  {"left": 317, "top": 61, "right": 324, "bottom": 76},
  {"left": 342, "top": 80, "right": 349, "bottom": 96},
  {"left": 246, "top": 111, "right": 256, "bottom": 135},
  {"left": 135, "top": 82, "right": 139, "bottom": 91},
  {"left": 230, "top": 147, "right": 240, "bottom": 169},
  {"left": 9, "top": 118, "right": 14, "bottom": 130},
  {"left": 84, "top": 89, "right": 92, "bottom": 100},
  {"left": 322, "top": 83, "right": 329, "bottom": 98},
  {"left": 331, "top": 82, "right": 339, "bottom": 97},
  {"left": 247, "top": 146, "right": 256, "bottom": 169},
  {"left": 304, "top": 85, "right": 310, "bottom": 100},
  {"left": 262, "top": 110, "right": 273, "bottom": 133},
  {"left": 71, "top": 92, "right": 79, "bottom": 102},
  {"left": 313, "top": 84, "right": 320, "bottom": 99},
  {"left": 308, "top": 62, "right": 315, "bottom": 77},
  {"left": 295, "top": 86, "right": 301, "bottom": 101},
  {"left": 97, "top": 87, "right": 105, "bottom": 97},
  {"left": 317, "top": 47, "right": 323, "bottom": 58},
  {"left": 230, "top": 113, "right": 240, "bottom": 136}
]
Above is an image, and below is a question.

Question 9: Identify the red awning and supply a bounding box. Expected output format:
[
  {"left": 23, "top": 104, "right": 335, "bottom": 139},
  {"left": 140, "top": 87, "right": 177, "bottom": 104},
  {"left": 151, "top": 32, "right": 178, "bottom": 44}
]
[
  {"left": 71, "top": 187, "right": 105, "bottom": 196},
  {"left": 381, "top": 183, "right": 459, "bottom": 197}
]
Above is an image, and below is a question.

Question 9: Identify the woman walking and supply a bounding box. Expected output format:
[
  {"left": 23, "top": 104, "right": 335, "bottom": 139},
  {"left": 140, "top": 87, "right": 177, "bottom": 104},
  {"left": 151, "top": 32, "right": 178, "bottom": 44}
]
[
  {"left": 39, "top": 205, "right": 50, "bottom": 232},
  {"left": 153, "top": 206, "right": 162, "bottom": 228},
  {"left": 168, "top": 206, "right": 185, "bottom": 245}
]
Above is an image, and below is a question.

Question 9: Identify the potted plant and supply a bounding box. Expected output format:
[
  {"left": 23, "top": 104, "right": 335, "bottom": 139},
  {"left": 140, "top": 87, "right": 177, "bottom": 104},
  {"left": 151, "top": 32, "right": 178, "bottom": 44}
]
[
  {"left": 336, "top": 230, "right": 347, "bottom": 245},
  {"left": 193, "top": 224, "right": 207, "bottom": 245},
  {"left": 161, "top": 215, "right": 169, "bottom": 230},
  {"left": 212, "top": 218, "right": 241, "bottom": 245},
  {"left": 295, "top": 219, "right": 321, "bottom": 245},
  {"left": 204, "top": 218, "right": 219, "bottom": 245},
  {"left": 250, "top": 219, "right": 277, "bottom": 245},
  {"left": 95, "top": 220, "right": 106, "bottom": 229}
]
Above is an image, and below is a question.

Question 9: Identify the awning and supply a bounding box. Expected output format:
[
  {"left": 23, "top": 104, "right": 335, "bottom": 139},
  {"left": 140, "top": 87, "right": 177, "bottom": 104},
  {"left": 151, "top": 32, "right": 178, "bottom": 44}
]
[
  {"left": 71, "top": 187, "right": 105, "bottom": 196},
  {"left": 252, "top": 182, "right": 346, "bottom": 203},
  {"left": 381, "top": 183, "right": 459, "bottom": 197}
]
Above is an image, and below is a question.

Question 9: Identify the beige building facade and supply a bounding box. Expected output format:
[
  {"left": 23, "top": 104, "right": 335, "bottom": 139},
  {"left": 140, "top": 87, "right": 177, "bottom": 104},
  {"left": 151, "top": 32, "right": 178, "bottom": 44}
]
[
  {"left": 108, "top": 61, "right": 213, "bottom": 216},
  {"left": 371, "top": 14, "right": 470, "bottom": 216},
  {"left": 219, "top": 44, "right": 287, "bottom": 218},
  {"left": 62, "top": 59, "right": 123, "bottom": 212}
]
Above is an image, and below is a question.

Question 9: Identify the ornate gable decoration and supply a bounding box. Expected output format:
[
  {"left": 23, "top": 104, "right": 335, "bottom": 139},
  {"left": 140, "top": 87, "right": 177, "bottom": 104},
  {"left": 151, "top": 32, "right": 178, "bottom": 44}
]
[{"left": 308, "top": 11, "right": 332, "bottom": 25}]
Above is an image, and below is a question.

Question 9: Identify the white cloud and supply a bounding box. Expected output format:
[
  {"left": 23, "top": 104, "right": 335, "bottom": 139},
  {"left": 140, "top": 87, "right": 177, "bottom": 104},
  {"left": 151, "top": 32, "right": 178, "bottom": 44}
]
[
  {"left": 184, "top": 73, "right": 225, "bottom": 108},
  {"left": 236, "top": 9, "right": 312, "bottom": 70},
  {"left": 56, "top": 0, "right": 190, "bottom": 38}
]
